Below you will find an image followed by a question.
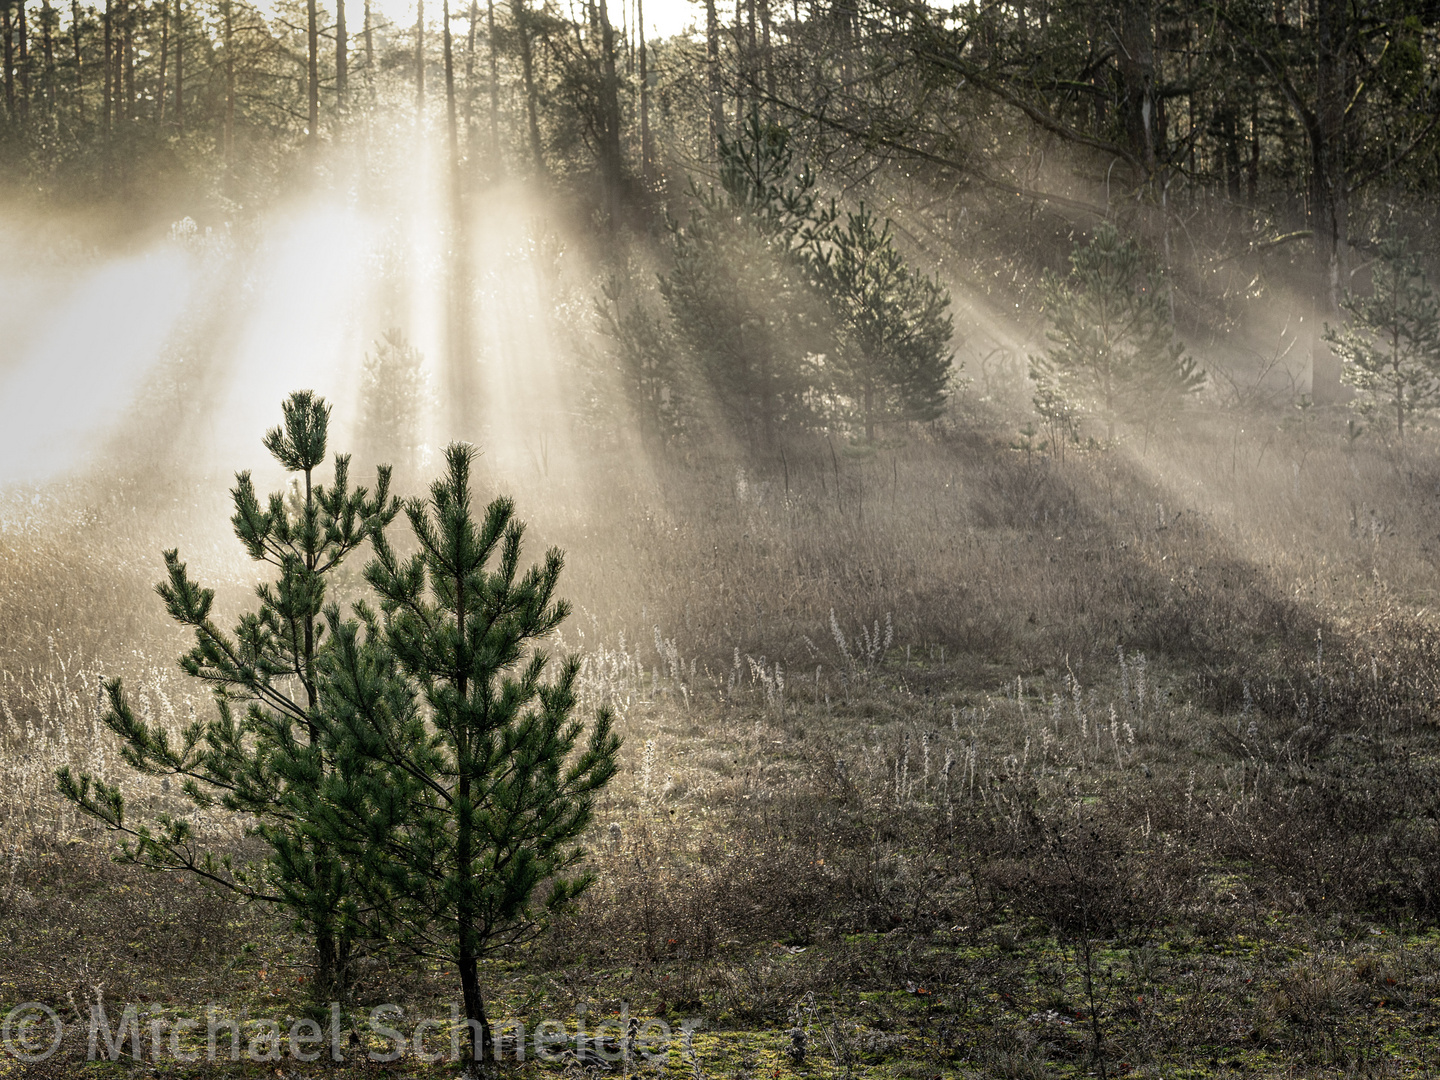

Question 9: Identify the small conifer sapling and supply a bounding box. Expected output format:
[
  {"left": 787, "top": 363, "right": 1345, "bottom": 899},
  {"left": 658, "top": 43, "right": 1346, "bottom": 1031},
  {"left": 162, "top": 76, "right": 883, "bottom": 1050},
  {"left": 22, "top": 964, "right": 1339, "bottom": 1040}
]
[
  {"left": 58, "top": 391, "right": 399, "bottom": 996},
  {"left": 319, "top": 443, "right": 620, "bottom": 1072}
]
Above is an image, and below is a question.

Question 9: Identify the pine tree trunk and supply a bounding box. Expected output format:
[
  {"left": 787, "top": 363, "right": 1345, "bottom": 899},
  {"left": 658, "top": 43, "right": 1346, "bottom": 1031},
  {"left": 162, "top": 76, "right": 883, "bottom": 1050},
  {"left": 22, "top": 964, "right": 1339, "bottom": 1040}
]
[
  {"left": 364, "top": 0, "right": 373, "bottom": 85},
  {"left": 596, "top": 0, "right": 621, "bottom": 216},
  {"left": 760, "top": 0, "right": 773, "bottom": 121},
  {"left": 336, "top": 0, "right": 347, "bottom": 103},
  {"left": 2, "top": 4, "right": 14, "bottom": 124},
  {"left": 485, "top": 0, "right": 498, "bottom": 164},
  {"left": 69, "top": 0, "right": 80, "bottom": 122},
  {"left": 454, "top": 564, "right": 489, "bottom": 1072},
  {"left": 637, "top": 0, "right": 649, "bottom": 182},
  {"left": 101, "top": 0, "right": 110, "bottom": 133},
  {"left": 443, "top": 0, "right": 458, "bottom": 168},
  {"left": 1309, "top": 0, "right": 1347, "bottom": 405},
  {"left": 222, "top": 0, "right": 233, "bottom": 167},
  {"left": 1115, "top": 0, "right": 1155, "bottom": 179},
  {"left": 705, "top": 0, "right": 719, "bottom": 156},
  {"left": 174, "top": 0, "right": 182, "bottom": 132},
  {"left": 156, "top": 0, "right": 167, "bottom": 123},
  {"left": 416, "top": 0, "right": 424, "bottom": 109},
  {"left": 517, "top": 0, "right": 543, "bottom": 172},
  {"left": 41, "top": 0, "right": 53, "bottom": 114},
  {"left": 459, "top": 953, "right": 493, "bottom": 1070},
  {"left": 17, "top": 0, "right": 27, "bottom": 121},
  {"left": 307, "top": 0, "right": 318, "bottom": 147},
  {"left": 121, "top": 0, "right": 132, "bottom": 122},
  {"left": 315, "top": 923, "right": 340, "bottom": 996}
]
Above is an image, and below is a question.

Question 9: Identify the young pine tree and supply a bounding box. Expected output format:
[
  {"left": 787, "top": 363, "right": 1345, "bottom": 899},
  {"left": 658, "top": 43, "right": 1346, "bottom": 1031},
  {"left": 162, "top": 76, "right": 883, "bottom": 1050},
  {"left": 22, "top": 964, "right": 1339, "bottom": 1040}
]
[
  {"left": 359, "top": 328, "right": 432, "bottom": 479},
  {"left": 57, "top": 392, "right": 400, "bottom": 996},
  {"left": 811, "top": 204, "right": 955, "bottom": 442},
  {"left": 659, "top": 115, "right": 832, "bottom": 450},
  {"left": 594, "top": 269, "right": 687, "bottom": 446},
  {"left": 1324, "top": 232, "right": 1440, "bottom": 439},
  {"left": 318, "top": 443, "right": 620, "bottom": 1071},
  {"left": 1030, "top": 223, "right": 1203, "bottom": 445}
]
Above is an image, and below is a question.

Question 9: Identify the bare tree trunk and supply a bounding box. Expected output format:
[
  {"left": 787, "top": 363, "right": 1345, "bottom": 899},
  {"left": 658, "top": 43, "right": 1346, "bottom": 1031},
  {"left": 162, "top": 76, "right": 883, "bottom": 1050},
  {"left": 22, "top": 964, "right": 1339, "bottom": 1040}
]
[
  {"left": 174, "top": 0, "right": 182, "bottom": 132},
  {"left": 156, "top": 0, "right": 168, "bottom": 123},
  {"left": 364, "top": 0, "right": 373, "bottom": 85},
  {"left": 222, "top": 0, "right": 233, "bottom": 167},
  {"left": 307, "top": 0, "right": 318, "bottom": 147},
  {"left": 69, "top": 0, "right": 80, "bottom": 122},
  {"left": 1309, "top": 0, "right": 1347, "bottom": 404},
  {"left": 443, "top": 0, "right": 457, "bottom": 166},
  {"left": 40, "top": 0, "right": 53, "bottom": 113},
  {"left": 121, "top": 0, "right": 132, "bottom": 122},
  {"left": 442, "top": 0, "right": 474, "bottom": 439},
  {"left": 416, "top": 0, "right": 424, "bottom": 109},
  {"left": 101, "top": 0, "right": 110, "bottom": 133},
  {"left": 746, "top": 0, "right": 755, "bottom": 93},
  {"left": 2, "top": 3, "right": 13, "bottom": 124},
  {"left": 1115, "top": 0, "right": 1156, "bottom": 180},
  {"left": 596, "top": 0, "right": 621, "bottom": 216},
  {"left": 732, "top": 0, "right": 742, "bottom": 139},
  {"left": 760, "top": 0, "right": 772, "bottom": 120},
  {"left": 112, "top": 0, "right": 123, "bottom": 123},
  {"left": 516, "top": 0, "right": 543, "bottom": 172},
  {"left": 705, "top": 0, "right": 719, "bottom": 156},
  {"left": 1220, "top": 105, "right": 1240, "bottom": 202},
  {"left": 336, "top": 0, "right": 347, "bottom": 103},
  {"left": 1247, "top": 92, "right": 1259, "bottom": 202},
  {"left": 462, "top": 0, "right": 475, "bottom": 153},
  {"left": 485, "top": 0, "right": 498, "bottom": 163},
  {"left": 16, "top": 0, "right": 28, "bottom": 121},
  {"left": 637, "top": 0, "right": 649, "bottom": 182}
]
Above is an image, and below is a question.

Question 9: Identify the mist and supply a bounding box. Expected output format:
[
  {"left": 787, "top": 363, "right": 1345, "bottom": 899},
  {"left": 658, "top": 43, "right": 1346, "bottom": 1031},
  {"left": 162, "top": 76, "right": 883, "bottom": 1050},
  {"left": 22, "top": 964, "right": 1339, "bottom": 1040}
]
[{"left": 5, "top": 0, "right": 1440, "bottom": 1075}]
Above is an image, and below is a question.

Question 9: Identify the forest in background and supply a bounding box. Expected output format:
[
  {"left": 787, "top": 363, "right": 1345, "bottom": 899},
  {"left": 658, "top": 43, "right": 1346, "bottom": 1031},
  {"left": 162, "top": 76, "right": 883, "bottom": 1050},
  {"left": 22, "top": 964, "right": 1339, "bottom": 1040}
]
[
  {"left": 4, "top": 0, "right": 1439, "bottom": 407},
  {"left": 6, "top": 2, "right": 1440, "bottom": 1078}
]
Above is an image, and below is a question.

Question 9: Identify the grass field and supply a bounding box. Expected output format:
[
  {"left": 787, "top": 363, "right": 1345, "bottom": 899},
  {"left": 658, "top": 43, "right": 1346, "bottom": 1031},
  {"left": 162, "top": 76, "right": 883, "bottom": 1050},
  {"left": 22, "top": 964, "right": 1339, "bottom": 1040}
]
[{"left": 4, "top": 393, "right": 1440, "bottom": 1078}]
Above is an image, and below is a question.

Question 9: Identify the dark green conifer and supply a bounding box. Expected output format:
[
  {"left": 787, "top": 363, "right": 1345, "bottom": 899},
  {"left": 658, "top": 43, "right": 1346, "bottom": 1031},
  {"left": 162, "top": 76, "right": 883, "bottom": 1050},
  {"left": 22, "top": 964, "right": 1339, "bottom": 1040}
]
[
  {"left": 659, "top": 115, "right": 832, "bottom": 449},
  {"left": 318, "top": 443, "right": 620, "bottom": 1073},
  {"left": 1325, "top": 232, "right": 1440, "bottom": 439},
  {"left": 1030, "top": 223, "right": 1204, "bottom": 446},
  {"left": 811, "top": 203, "right": 955, "bottom": 442},
  {"left": 359, "top": 328, "right": 432, "bottom": 478},
  {"left": 58, "top": 391, "right": 400, "bottom": 996}
]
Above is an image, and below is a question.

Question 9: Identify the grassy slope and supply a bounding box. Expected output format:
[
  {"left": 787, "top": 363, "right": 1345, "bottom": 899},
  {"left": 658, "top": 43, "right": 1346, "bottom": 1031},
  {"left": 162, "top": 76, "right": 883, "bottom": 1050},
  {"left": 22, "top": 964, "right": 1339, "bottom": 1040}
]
[{"left": 4, "top": 403, "right": 1440, "bottom": 1078}]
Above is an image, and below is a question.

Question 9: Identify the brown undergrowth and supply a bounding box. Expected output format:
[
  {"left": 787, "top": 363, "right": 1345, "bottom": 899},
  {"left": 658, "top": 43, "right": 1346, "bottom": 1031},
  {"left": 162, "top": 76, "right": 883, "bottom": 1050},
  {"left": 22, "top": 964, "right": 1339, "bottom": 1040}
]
[{"left": 5, "top": 401, "right": 1440, "bottom": 1075}]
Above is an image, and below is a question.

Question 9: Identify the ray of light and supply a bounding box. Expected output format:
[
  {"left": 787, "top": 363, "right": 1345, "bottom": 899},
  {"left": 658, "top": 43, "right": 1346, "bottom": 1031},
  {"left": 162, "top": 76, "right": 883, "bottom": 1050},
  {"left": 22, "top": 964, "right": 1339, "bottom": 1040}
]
[
  {"left": 207, "top": 203, "right": 379, "bottom": 471},
  {"left": 0, "top": 247, "right": 197, "bottom": 488}
]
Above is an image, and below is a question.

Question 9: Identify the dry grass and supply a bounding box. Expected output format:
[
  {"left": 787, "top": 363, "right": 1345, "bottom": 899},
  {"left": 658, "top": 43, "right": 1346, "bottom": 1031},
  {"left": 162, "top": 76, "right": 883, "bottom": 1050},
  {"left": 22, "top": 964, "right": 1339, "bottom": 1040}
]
[{"left": 5, "top": 393, "right": 1440, "bottom": 1075}]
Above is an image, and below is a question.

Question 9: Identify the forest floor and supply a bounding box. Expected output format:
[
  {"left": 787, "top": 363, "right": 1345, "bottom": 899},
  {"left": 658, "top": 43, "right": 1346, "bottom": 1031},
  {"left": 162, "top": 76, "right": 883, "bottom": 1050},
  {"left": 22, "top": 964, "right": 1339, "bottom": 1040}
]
[{"left": 5, "top": 404, "right": 1440, "bottom": 1078}]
